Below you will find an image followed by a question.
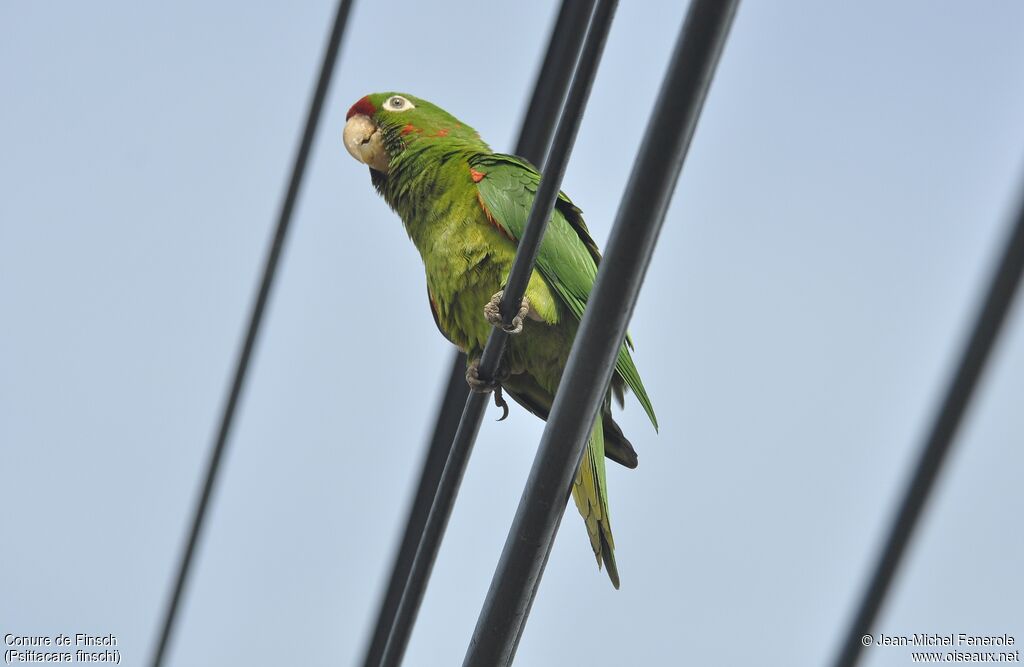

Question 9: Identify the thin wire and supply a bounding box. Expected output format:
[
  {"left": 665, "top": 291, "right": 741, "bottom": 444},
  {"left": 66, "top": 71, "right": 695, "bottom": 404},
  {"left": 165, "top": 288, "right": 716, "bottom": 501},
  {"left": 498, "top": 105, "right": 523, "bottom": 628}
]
[
  {"left": 358, "top": 2, "right": 593, "bottom": 665},
  {"left": 378, "top": 1, "right": 617, "bottom": 664},
  {"left": 494, "top": 0, "right": 613, "bottom": 329},
  {"left": 512, "top": 0, "right": 597, "bottom": 174},
  {"left": 833, "top": 187, "right": 1024, "bottom": 667},
  {"left": 359, "top": 358, "right": 467, "bottom": 667},
  {"left": 148, "top": 2, "right": 355, "bottom": 664},
  {"left": 464, "top": 1, "right": 739, "bottom": 663}
]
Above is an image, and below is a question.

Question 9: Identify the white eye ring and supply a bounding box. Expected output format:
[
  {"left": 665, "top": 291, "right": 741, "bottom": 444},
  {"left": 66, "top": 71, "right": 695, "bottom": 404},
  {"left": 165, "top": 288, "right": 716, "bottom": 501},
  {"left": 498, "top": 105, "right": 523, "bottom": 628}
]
[{"left": 386, "top": 95, "right": 414, "bottom": 112}]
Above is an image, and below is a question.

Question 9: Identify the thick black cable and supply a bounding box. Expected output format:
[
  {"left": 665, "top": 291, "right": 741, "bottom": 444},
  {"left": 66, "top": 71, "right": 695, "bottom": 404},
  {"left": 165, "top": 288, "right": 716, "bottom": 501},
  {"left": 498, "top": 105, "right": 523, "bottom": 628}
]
[
  {"left": 494, "top": 0, "right": 614, "bottom": 329},
  {"left": 512, "top": 0, "right": 597, "bottom": 171},
  {"left": 359, "top": 358, "right": 468, "bottom": 667},
  {"left": 148, "top": 2, "right": 354, "bottom": 664},
  {"left": 465, "top": 1, "right": 739, "bottom": 664},
  {"left": 358, "top": 2, "right": 593, "bottom": 665},
  {"left": 833, "top": 185, "right": 1024, "bottom": 666},
  {"left": 377, "top": 1, "right": 616, "bottom": 665}
]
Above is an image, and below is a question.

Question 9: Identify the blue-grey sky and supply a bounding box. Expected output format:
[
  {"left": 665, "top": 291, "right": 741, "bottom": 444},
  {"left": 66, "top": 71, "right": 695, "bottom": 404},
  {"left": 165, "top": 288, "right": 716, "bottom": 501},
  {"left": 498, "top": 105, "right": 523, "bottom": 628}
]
[{"left": 2, "top": 2, "right": 1023, "bottom": 666}]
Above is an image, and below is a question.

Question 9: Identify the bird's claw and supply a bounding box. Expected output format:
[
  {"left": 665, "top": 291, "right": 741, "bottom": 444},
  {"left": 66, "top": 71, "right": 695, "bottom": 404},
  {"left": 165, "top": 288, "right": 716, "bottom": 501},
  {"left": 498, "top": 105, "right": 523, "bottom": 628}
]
[
  {"left": 492, "top": 388, "right": 509, "bottom": 421},
  {"left": 465, "top": 358, "right": 510, "bottom": 421},
  {"left": 465, "top": 360, "right": 500, "bottom": 393},
  {"left": 484, "top": 290, "right": 530, "bottom": 335}
]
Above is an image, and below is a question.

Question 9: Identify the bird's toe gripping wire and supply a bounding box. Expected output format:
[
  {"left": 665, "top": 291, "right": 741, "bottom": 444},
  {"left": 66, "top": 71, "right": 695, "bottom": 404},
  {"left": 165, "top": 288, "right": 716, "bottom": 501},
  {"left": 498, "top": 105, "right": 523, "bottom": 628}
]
[
  {"left": 465, "top": 358, "right": 511, "bottom": 421},
  {"left": 484, "top": 290, "right": 531, "bottom": 335}
]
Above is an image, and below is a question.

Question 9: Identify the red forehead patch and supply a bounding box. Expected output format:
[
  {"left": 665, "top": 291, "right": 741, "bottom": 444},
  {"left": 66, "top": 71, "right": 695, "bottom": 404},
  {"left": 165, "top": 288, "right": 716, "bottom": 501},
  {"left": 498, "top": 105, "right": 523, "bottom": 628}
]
[{"left": 346, "top": 96, "right": 377, "bottom": 120}]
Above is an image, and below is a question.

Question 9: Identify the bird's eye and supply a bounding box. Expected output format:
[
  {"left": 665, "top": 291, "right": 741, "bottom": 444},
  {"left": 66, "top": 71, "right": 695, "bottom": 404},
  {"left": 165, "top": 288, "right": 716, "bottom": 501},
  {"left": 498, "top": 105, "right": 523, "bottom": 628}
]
[{"left": 386, "top": 95, "right": 414, "bottom": 112}]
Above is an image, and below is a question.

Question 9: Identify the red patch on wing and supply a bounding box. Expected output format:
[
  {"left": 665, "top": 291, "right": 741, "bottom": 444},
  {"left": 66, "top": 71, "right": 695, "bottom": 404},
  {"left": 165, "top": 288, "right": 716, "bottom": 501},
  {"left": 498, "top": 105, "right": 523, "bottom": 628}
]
[
  {"left": 477, "top": 192, "right": 514, "bottom": 241},
  {"left": 434, "top": 128, "right": 449, "bottom": 137},
  {"left": 346, "top": 96, "right": 376, "bottom": 120},
  {"left": 470, "top": 168, "right": 485, "bottom": 183}
]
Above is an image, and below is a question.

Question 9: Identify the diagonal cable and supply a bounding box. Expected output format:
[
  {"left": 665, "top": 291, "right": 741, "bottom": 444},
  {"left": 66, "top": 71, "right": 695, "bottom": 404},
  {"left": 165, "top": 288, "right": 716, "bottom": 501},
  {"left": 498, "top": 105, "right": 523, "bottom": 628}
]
[
  {"left": 378, "top": 1, "right": 619, "bottom": 664},
  {"left": 832, "top": 179, "right": 1024, "bottom": 667},
  {"left": 148, "top": 2, "right": 355, "bottom": 664},
  {"left": 358, "top": 2, "right": 593, "bottom": 665},
  {"left": 464, "top": 1, "right": 739, "bottom": 664}
]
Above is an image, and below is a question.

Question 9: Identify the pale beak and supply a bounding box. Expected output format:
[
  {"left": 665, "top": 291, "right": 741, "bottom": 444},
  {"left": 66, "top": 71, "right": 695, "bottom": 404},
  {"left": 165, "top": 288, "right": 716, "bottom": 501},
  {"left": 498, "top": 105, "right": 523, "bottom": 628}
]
[{"left": 343, "top": 114, "right": 390, "bottom": 173}]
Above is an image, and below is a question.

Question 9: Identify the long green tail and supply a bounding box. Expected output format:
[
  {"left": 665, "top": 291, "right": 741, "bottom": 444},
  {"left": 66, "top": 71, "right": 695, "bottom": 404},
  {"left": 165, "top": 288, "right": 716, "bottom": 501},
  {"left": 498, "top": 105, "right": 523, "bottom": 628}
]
[{"left": 571, "top": 415, "right": 619, "bottom": 588}]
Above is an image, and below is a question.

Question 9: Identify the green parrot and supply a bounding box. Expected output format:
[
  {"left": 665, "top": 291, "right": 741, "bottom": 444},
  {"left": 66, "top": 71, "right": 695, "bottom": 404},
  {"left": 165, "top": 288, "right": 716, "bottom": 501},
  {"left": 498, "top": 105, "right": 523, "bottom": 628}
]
[{"left": 343, "top": 92, "right": 657, "bottom": 588}]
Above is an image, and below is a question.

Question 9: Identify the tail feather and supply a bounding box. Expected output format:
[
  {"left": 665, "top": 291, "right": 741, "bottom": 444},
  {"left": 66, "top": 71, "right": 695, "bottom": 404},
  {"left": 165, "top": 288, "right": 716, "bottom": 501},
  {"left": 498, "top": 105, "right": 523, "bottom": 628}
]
[
  {"left": 602, "top": 412, "right": 638, "bottom": 469},
  {"left": 500, "top": 373, "right": 637, "bottom": 470},
  {"left": 571, "top": 416, "right": 620, "bottom": 588}
]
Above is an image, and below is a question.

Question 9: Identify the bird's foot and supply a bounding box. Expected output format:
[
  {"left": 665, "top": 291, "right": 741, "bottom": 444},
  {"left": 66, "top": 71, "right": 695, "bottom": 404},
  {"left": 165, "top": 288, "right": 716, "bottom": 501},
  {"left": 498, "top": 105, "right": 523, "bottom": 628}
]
[
  {"left": 484, "top": 290, "right": 530, "bottom": 335},
  {"left": 465, "top": 358, "right": 511, "bottom": 421}
]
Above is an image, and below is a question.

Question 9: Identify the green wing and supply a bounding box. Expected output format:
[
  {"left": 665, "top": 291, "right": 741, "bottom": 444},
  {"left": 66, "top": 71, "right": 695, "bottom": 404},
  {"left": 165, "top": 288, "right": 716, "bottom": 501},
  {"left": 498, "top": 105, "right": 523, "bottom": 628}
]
[{"left": 470, "top": 153, "right": 657, "bottom": 430}]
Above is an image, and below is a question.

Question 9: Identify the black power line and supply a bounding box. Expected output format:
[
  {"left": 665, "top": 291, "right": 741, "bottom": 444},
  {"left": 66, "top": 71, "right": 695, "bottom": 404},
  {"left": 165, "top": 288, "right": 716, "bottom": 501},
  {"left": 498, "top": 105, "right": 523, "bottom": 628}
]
[
  {"left": 494, "top": 0, "right": 615, "bottom": 327},
  {"left": 359, "top": 2, "right": 593, "bottom": 665},
  {"left": 463, "top": 2, "right": 739, "bottom": 664},
  {"left": 148, "top": 2, "right": 355, "bottom": 665},
  {"left": 514, "top": 0, "right": 597, "bottom": 167},
  {"left": 377, "top": 1, "right": 618, "bottom": 665},
  {"left": 359, "top": 358, "right": 468, "bottom": 667},
  {"left": 833, "top": 184, "right": 1024, "bottom": 666}
]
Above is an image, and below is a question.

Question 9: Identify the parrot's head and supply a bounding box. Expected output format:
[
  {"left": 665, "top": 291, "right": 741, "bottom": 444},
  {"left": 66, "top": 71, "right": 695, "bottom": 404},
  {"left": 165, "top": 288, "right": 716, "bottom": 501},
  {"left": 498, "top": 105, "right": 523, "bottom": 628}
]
[{"left": 343, "top": 92, "right": 488, "bottom": 174}]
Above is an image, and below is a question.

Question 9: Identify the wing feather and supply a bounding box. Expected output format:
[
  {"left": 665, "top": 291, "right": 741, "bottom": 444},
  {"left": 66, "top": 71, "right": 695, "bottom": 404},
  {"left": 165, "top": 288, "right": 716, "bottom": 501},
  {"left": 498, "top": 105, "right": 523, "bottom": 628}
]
[{"left": 471, "top": 153, "right": 657, "bottom": 429}]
